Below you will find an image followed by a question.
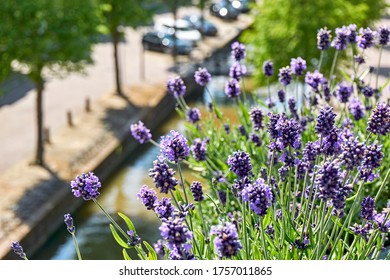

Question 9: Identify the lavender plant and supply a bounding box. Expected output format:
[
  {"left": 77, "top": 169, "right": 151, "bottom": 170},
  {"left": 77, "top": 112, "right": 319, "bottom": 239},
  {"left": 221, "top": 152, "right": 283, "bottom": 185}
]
[{"left": 12, "top": 27, "right": 390, "bottom": 261}]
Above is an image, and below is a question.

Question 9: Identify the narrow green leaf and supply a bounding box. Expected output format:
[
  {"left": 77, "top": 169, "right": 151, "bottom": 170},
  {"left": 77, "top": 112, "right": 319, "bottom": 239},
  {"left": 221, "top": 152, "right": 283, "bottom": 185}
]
[
  {"left": 143, "top": 241, "right": 157, "bottom": 260},
  {"left": 110, "top": 224, "right": 130, "bottom": 249},
  {"left": 118, "top": 212, "right": 136, "bottom": 232},
  {"left": 122, "top": 249, "right": 132, "bottom": 260}
]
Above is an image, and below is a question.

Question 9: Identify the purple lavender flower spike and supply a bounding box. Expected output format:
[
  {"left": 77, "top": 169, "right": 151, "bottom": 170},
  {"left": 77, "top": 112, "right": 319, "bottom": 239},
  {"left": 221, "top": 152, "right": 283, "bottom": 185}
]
[
  {"left": 159, "top": 217, "right": 192, "bottom": 250},
  {"left": 127, "top": 230, "right": 141, "bottom": 247},
  {"left": 317, "top": 27, "right": 332, "bottom": 50},
  {"left": 359, "top": 143, "right": 383, "bottom": 182},
  {"left": 278, "top": 66, "right": 293, "bottom": 86},
  {"left": 274, "top": 113, "right": 302, "bottom": 149},
  {"left": 210, "top": 222, "right": 242, "bottom": 259},
  {"left": 290, "top": 57, "right": 307, "bottom": 76},
  {"left": 374, "top": 212, "right": 390, "bottom": 233},
  {"left": 358, "top": 83, "right": 375, "bottom": 97},
  {"left": 378, "top": 25, "right": 390, "bottom": 46},
  {"left": 278, "top": 89, "right": 285, "bottom": 103},
  {"left": 339, "top": 138, "right": 367, "bottom": 171},
  {"left": 238, "top": 124, "right": 247, "bottom": 137},
  {"left": 315, "top": 105, "right": 336, "bottom": 137},
  {"left": 278, "top": 166, "right": 289, "bottom": 182},
  {"left": 354, "top": 55, "right": 365, "bottom": 65},
  {"left": 227, "top": 150, "right": 253, "bottom": 178},
  {"left": 229, "top": 63, "right": 247, "bottom": 80},
  {"left": 154, "top": 239, "right": 165, "bottom": 257},
  {"left": 263, "top": 60, "right": 274, "bottom": 77},
  {"left": 154, "top": 197, "right": 176, "bottom": 220},
  {"left": 194, "top": 67, "right": 212, "bottom": 86},
  {"left": 241, "top": 178, "right": 273, "bottom": 216},
  {"left": 130, "top": 121, "right": 152, "bottom": 144},
  {"left": 64, "top": 213, "right": 75, "bottom": 234},
  {"left": 166, "top": 76, "right": 186, "bottom": 98},
  {"left": 332, "top": 26, "right": 349, "bottom": 51},
  {"left": 224, "top": 79, "right": 241, "bottom": 98},
  {"left": 305, "top": 71, "right": 325, "bottom": 93},
  {"left": 149, "top": 156, "right": 178, "bottom": 194},
  {"left": 190, "top": 138, "right": 207, "bottom": 161},
  {"left": 231, "top": 41, "right": 246, "bottom": 61},
  {"left": 160, "top": 130, "right": 189, "bottom": 163},
  {"left": 250, "top": 133, "right": 262, "bottom": 147},
  {"left": 250, "top": 107, "right": 264, "bottom": 130},
  {"left": 288, "top": 97, "right": 299, "bottom": 119},
  {"left": 186, "top": 108, "right": 201, "bottom": 123},
  {"left": 232, "top": 176, "right": 252, "bottom": 197},
  {"left": 357, "top": 27, "right": 377, "bottom": 49},
  {"left": 224, "top": 124, "right": 230, "bottom": 134},
  {"left": 347, "top": 24, "right": 357, "bottom": 43},
  {"left": 303, "top": 141, "right": 320, "bottom": 165},
  {"left": 11, "top": 241, "right": 27, "bottom": 259},
  {"left": 190, "top": 181, "right": 204, "bottom": 202},
  {"left": 321, "top": 128, "right": 342, "bottom": 156},
  {"left": 315, "top": 161, "right": 342, "bottom": 201},
  {"left": 367, "top": 102, "right": 390, "bottom": 136},
  {"left": 137, "top": 185, "right": 157, "bottom": 210},
  {"left": 349, "top": 98, "right": 365, "bottom": 121},
  {"left": 336, "top": 82, "right": 353, "bottom": 103},
  {"left": 360, "top": 196, "right": 375, "bottom": 220},
  {"left": 70, "top": 172, "right": 102, "bottom": 200}
]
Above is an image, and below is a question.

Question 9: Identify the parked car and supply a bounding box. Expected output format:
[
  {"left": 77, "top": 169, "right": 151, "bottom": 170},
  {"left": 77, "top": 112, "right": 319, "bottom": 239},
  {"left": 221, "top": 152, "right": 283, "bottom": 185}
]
[
  {"left": 209, "top": 0, "right": 240, "bottom": 21},
  {"left": 154, "top": 18, "right": 202, "bottom": 46},
  {"left": 182, "top": 15, "right": 218, "bottom": 37},
  {"left": 142, "top": 31, "right": 192, "bottom": 55},
  {"left": 229, "top": 0, "right": 252, "bottom": 13}
]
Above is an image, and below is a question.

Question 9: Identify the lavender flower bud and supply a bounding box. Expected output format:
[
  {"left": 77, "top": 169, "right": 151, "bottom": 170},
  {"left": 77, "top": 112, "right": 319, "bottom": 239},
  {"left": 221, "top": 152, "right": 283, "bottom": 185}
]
[
  {"left": 250, "top": 107, "right": 264, "bottom": 130},
  {"left": 229, "top": 63, "right": 247, "bottom": 80},
  {"left": 332, "top": 26, "right": 349, "bottom": 51},
  {"left": 378, "top": 25, "right": 390, "bottom": 46},
  {"left": 278, "top": 66, "right": 293, "bottom": 86},
  {"left": 278, "top": 89, "right": 285, "bottom": 103},
  {"left": 160, "top": 130, "right": 189, "bottom": 163},
  {"left": 339, "top": 137, "right": 367, "bottom": 171},
  {"left": 224, "top": 79, "right": 241, "bottom": 98},
  {"left": 70, "top": 172, "right": 102, "bottom": 200},
  {"left": 317, "top": 27, "right": 332, "bottom": 50},
  {"left": 358, "top": 27, "right": 377, "bottom": 49},
  {"left": 241, "top": 178, "right": 273, "bottom": 216},
  {"left": 290, "top": 57, "right": 307, "bottom": 76},
  {"left": 360, "top": 196, "right": 375, "bottom": 220},
  {"left": 190, "top": 138, "right": 207, "bottom": 161},
  {"left": 250, "top": 133, "right": 262, "bottom": 147},
  {"left": 367, "top": 102, "right": 390, "bottom": 136},
  {"left": 154, "top": 197, "right": 176, "bottom": 220},
  {"left": 231, "top": 41, "right": 246, "bottom": 61},
  {"left": 186, "top": 108, "right": 201, "bottom": 124},
  {"left": 11, "top": 241, "right": 27, "bottom": 259},
  {"left": 349, "top": 98, "right": 365, "bottom": 121},
  {"left": 315, "top": 105, "right": 336, "bottom": 137},
  {"left": 130, "top": 121, "right": 152, "bottom": 144},
  {"left": 159, "top": 217, "right": 192, "bottom": 250},
  {"left": 64, "top": 213, "right": 75, "bottom": 234},
  {"left": 305, "top": 71, "right": 325, "bottom": 93},
  {"left": 321, "top": 128, "right": 342, "bottom": 156},
  {"left": 137, "top": 185, "right": 157, "bottom": 210},
  {"left": 190, "top": 181, "right": 204, "bottom": 202},
  {"left": 227, "top": 150, "right": 253, "bottom": 178},
  {"left": 263, "top": 60, "right": 274, "bottom": 77},
  {"left": 336, "top": 82, "right": 353, "bottom": 103},
  {"left": 194, "top": 67, "right": 212, "bottom": 86},
  {"left": 127, "top": 230, "right": 141, "bottom": 247},
  {"left": 166, "top": 76, "right": 186, "bottom": 98},
  {"left": 210, "top": 222, "right": 242, "bottom": 258},
  {"left": 149, "top": 156, "right": 178, "bottom": 194},
  {"left": 315, "top": 161, "right": 342, "bottom": 200}
]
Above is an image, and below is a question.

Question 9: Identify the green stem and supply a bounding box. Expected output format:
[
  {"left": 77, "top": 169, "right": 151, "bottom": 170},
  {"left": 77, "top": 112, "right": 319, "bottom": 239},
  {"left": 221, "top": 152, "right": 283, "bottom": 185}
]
[
  {"left": 149, "top": 139, "right": 160, "bottom": 148},
  {"left": 375, "top": 46, "right": 383, "bottom": 91},
  {"left": 329, "top": 51, "right": 339, "bottom": 87},
  {"left": 72, "top": 233, "right": 82, "bottom": 260},
  {"left": 318, "top": 51, "right": 324, "bottom": 72},
  {"left": 374, "top": 168, "right": 390, "bottom": 202},
  {"left": 177, "top": 162, "right": 189, "bottom": 204},
  {"left": 93, "top": 198, "right": 128, "bottom": 241},
  {"left": 242, "top": 201, "right": 250, "bottom": 259},
  {"left": 259, "top": 217, "right": 269, "bottom": 259}
]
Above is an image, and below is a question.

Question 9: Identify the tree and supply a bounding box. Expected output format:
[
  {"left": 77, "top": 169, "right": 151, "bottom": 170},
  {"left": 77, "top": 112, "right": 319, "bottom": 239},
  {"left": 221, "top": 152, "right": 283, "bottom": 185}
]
[
  {"left": 0, "top": 0, "right": 100, "bottom": 166},
  {"left": 242, "top": 0, "right": 387, "bottom": 85},
  {"left": 98, "top": 0, "right": 155, "bottom": 97}
]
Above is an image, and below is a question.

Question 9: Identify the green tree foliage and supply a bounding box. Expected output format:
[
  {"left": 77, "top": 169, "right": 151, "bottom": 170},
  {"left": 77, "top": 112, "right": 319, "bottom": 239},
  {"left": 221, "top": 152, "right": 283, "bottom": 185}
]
[
  {"left": 242, "top": 0, "right": 388, "bottom": 85},
  {"left": 0, "top": 0, "right": 100, "bottom": 165},
  {"left": 98, "top": 0, "right": 155, "bottom": 96}
]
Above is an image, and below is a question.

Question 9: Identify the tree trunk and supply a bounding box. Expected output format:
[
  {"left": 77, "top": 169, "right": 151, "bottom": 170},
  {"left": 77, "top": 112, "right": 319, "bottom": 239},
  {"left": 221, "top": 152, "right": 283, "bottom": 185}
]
[
  {"left": 35, "top": 78, "right": 44, "bottom": 166},
  {"left": 112, "top": 29, "right": 123, "bottom": 96}
]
